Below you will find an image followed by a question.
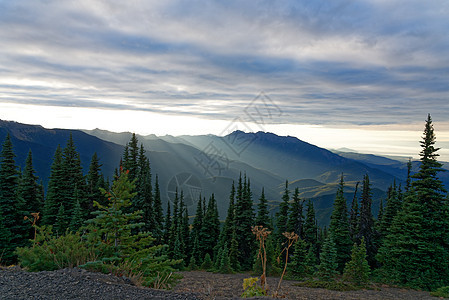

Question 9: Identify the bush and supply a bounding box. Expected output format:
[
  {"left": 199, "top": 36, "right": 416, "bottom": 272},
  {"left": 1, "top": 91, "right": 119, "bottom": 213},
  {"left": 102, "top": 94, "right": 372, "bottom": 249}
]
[
  {"left": 431, "top": 286, "right": 449, "bottom": 298},
  {"left": 16, "top": 225, "right": 94, "bottom": 271},
  {"left": 241, "top": 277, "right": 266, "bottom": 298}
]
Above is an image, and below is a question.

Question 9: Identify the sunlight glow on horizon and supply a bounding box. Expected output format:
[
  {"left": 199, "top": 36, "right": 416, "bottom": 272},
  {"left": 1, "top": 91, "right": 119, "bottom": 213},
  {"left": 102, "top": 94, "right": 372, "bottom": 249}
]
[{"left": 1, "top": 102, "right": 448, "bottom": 161}]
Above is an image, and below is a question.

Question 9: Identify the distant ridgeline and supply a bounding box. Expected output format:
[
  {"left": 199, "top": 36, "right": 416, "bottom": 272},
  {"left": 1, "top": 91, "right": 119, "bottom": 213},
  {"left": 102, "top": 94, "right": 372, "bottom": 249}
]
[{"left": 1, "top": 115, "right": 449, "bottom": 291}]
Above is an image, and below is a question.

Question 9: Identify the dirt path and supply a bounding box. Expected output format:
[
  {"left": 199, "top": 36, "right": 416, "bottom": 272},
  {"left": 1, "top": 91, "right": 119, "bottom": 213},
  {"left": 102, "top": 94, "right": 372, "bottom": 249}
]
[{"left": 174, "top": 271, "right": 437, "bottom": 299}]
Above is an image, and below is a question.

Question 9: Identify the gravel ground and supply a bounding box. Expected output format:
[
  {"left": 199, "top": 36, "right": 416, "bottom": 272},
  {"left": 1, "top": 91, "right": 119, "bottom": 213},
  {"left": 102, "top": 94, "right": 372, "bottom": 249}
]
[
  {"left": 0, "top": 266, "right": 200, "bottom": 300},
  {"left": 0, "top": 267, "right": 439, "bottom": 300}
]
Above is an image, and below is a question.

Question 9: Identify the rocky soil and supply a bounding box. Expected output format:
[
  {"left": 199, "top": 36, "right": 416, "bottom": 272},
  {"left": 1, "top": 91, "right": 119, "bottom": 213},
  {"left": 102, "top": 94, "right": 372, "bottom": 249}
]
[{"left": 1, "top": 267, "right": 438, "bottom": 300}]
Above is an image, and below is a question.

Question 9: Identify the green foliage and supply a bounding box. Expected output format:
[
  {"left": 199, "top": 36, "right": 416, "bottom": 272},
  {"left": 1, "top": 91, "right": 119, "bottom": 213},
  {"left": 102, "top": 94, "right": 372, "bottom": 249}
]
[
  {"left": 343, "top": 238, "right": 371, "bottom": 286},
  {"left": 328, "top": 174, "right": 352, "bottom": 273},
  {"left": 317, "top": 235, "right": 338, "bottom": 281},
  {"left": 16, "top": 225, "right": 94, "bottom": 271},
  {"left": 276, "top": 180, "right": 290, "bottom": 242},
  {"left": 218, "top": 245, "right": 234, "bottom": 274},
  {"left": 241, "top": 277, "right": 266, "bottom": 298},
  {"left": 287, "top": 238, "right": 309, "bottom": 279},
  {"left": 255, "top": 187, "right": 270, "bottom": 229},
  {"left": 188, "top": 256, "right": 199, "bottom": 271},
  {"left": 201, "top": 253, "right": 213, "bottom": 270},
  {"left": 431, "top": 286, "right": 449, "bottom": 298},
  {"left": 377, "top": 115, "right": 449, "bottom": 291}
]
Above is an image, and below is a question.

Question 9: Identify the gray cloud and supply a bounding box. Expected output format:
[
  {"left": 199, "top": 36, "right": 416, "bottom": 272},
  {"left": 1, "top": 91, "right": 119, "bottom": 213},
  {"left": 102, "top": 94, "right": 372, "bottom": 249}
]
[{"left": 0, "top": 0, "right": 448, "bottom": 126}]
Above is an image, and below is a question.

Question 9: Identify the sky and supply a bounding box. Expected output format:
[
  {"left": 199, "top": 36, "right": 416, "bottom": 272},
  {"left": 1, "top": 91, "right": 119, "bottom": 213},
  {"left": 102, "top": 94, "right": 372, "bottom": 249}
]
[{"left": 0, "top": 0, "right": 449, "bottom": 160}]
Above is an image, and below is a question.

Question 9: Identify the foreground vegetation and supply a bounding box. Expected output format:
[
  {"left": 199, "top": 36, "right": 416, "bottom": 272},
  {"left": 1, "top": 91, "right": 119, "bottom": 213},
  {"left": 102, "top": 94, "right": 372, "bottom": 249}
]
[{"left": 1, "top": 114, "right": 448, "bottom": 295}]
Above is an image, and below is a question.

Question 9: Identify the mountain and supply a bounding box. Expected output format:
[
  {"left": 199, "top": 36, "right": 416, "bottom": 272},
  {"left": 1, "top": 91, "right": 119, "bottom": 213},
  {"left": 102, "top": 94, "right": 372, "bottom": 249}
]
[{"left": 1, "top": 120, "right": 416, "bottom": 225}]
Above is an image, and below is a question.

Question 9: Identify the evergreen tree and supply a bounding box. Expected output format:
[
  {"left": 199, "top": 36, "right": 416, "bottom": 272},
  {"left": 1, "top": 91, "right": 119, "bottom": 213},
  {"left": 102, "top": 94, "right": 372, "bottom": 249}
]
[
  {"left": 349, "top": 182, "right": 360, "bottom": 243},
  {"left": 377, "top": 114, "right": 449, "bottom": 290},
  {"left": 42, "top": 145, "right": 64, "bottom": 225},
  {"left": 276, "top": 180, "right": 290, "bottom": 242},
  {"left": 217, "top": 183, "right": 236, "bottom": 255},
  {"left": 343, "top": 238, "right": 370, "bottom": 286},
  {"left": 136, "top": 145, "right": 153, "bottom": 232},
  {"left": 200, "top": 194, "right": 220, "bottom": 260},
  {"left": 218, "top": 244, "right": 234, "bottom": 274},
  {"left": 357, "top": 174, "right": 378, "bottom": 267},
  {"left": 123, "top": 133, "right": 139, "bottom": 181},
  {"left": 303, "top": 199, "right": 318, "bottom": 258},
  {"left": 61, "top": 133, "right": 87, "bottom": 219},
  {"left": 328, "top": 174, "right": 352, "bottom": 272},
  {"left": 255, "top": 187, "right": 270, "bottom": 229},
  {"left": 379, "top": 182, "right": 401, "bottom": 237},
  {"left": 201, "top": 253, "right": 213, "bottom": 270},
  {"left": 163, "top": 201, "right": 171, "bottom": 245},
  {"left": 69, "top": 199, "right": 84, "bottom": 232},
  {"left": 191, "top": 194, "right": 204, "bottom": 262},
  {"left": 0, "top": 133, "right": 25, "bottom": 263},
  {"left": 17, "top": 150, "right": 42, "bottom": 215},
  {"left": 287, "top": 187, "right": 304, "bottom": 237},
  {"left": 317, "top": 234, "right": 338, "bottom": 281},
  {"left": 55, "top": 203, "right": 68, "bottom": 235},
  {"left": 287, "top": 237, "right": 309, "bottom": 279},
  {"left": 234, "top": 174, "right": 255, "bottom": 270},
  {"left": 152, "top": 175, "right": 164, "bottom": 244},
  {"left": 86, "top": 152, "right": 105, "bottom": 212}
]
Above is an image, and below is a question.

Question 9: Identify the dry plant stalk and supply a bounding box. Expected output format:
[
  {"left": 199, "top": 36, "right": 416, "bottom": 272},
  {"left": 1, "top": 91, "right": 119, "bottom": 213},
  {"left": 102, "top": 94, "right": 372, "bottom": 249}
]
[
  {"left": 251, "top": 225, "right": 271, "bottom": 293},
  {"left": 24, "top": 212, "right": 40, "bottom": 242},
  {"left": 274, "top": 232, "right": 299, "bottom": 296}
]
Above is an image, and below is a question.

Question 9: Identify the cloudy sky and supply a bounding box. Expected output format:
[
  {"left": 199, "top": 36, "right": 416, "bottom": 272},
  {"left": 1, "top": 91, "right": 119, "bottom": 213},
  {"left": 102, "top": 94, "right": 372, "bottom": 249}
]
[{"left": 1, "top": 0, "right": 448, "bottom": 160}]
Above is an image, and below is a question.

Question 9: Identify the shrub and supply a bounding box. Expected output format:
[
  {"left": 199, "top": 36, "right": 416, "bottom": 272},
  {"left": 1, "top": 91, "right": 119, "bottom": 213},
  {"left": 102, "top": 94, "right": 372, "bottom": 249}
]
[
  {"left": 431, "top": 286, "right": 449, "bottom": 298},
  {"left": 241, "top": 277, "right": 266, "bottom": 298},
  {"left": 16, "top": 225, "right": 94, "bottom": 271}
]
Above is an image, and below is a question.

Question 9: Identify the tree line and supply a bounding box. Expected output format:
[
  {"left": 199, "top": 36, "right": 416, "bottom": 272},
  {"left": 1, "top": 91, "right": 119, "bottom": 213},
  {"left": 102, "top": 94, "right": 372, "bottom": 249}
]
[{"left": 1, "top": 114, "right": 448, "bottom": 291}]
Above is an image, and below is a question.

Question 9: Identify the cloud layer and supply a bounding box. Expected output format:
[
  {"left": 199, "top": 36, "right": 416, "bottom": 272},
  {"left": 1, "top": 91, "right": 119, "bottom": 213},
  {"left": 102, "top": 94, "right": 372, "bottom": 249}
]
[{"left": 1, "top": 0, "right": 448, "bottom": 127}]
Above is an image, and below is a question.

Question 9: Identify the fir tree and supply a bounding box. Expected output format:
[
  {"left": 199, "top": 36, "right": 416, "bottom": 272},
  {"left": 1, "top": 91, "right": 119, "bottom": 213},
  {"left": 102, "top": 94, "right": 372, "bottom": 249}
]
[
  {"left": 86, "top": 152, "right": 105, "bottom": 212},
  {"left": 0, "top": 133, "right": 25, "bottom": 262},
  {"left": 287, "top": 237, "right": 309, "bottom": 279},
  {"left": 317, "top": 234, "right": 338, "bottom": 281},
  {"left": 328, "top": 174, "right": 352, "bottom": 272},
  {"left": 303, "top": 199, "right": 318, "bottom": 259},
  {"left": 287, "top": 187, "right": 303, "bottom": 237},
  {"left": 152, "top": 175, "right": 164, "bottom": 244},
  {"left": 136, "top": 145, "right": 153, "bottom": 232},
  {"left": 379, "top": 182, "right": 401, "bottom": 237},
  {"left": 377, "top": 114, "right": 449, "bottom": 290},
  {"left": 191, "top": 194, "right": 204, "bottom": 262},
  {"left": 163, "top": 201, "right": 171, "bottom": 245},
  {"left": 343, "top": 237, "right": 370, "bottom": 286},
  {"left": 276, "top": 180, "right": 290, "bottom": 242},
  {"left": 256, "top": 187, "right": 270, "bottom": 229},
  {"left": 42, "top": 145, "right": 64, "bottom": 225},
  {"left": 17, "top": 150, "right": 42, "bottom": 215},
  {"left": 218, "top": 244, "right": 234, "bottom": 274},
  {"left": 201, "top": 253, "right": 213, "bottom": 270},
  {"left": 55, "top": 203, "right": 68, "bottom": 235},
  {"left": 349, "top": 182, "right": 360, "bottom": 243},
  {"left": 357, "top": 174, "right": 378, "bottom": 267},
  {"left": 234, "top": 174, "right": 255, "bottom": 270},
  {"left": 201, "top": 194, "right": 220, "bottom": 260},
  {"left": 69, "top": 200, "right": 83, "bottom": 232}
]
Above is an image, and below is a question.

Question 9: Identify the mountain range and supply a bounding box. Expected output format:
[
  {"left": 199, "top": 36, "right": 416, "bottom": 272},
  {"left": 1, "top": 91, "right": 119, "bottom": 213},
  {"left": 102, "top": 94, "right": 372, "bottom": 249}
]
[{"left": 2, "top": 119, "right": 447, "bottom": 226}]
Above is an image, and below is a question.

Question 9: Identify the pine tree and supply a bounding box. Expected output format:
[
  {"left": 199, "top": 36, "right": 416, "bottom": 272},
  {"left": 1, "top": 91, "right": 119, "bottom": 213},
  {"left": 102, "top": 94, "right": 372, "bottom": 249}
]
[
  {"left": 152, "top": 175, "right": 164, "bottom": 244},
  {"left": 0, "top": 133, "right": 25, "bottom": 263},
  {"left": 287, "top": 237, "right": 308, "bottom": 279},
  {"left": 328, "top": 174, "right": 352, "bottom": 272},
  {"left": 349, "top": 182, "right": 360, "bottom": 243},
  {"left": 86, "top": 152, "right": 105, "bottom": 212},
  {"left": 343, "top": 237, "right": 370, "bottom": 286},
  {"left": 317, "top": 234, "right": 338, "bottom": 281},
  {"left": 276, "top": 180, "right": 290, "bottom": 242},
  {"left": 163, "top": 201, "right": 171, "bottom": 245},
  {"left": 379, "top": 182, "right": 401, "bottom": 237},
  {"left": 55, "top": 203, "right": 68, "bottom": 235},
  {"left": 61, "top": 133, "right": 87, "bottom": 219},
  {"left": 136, "top": 145, "right": 153, "bottom": 232},
  {"left": 357, "top": 174, "right": 378, "bottom": 267},
  {"left": 256, "top": 187, "right": 270, "bottom": 229},
  {"left": 201, "top": 253, "right": 213, "bottom": 270},
  {"left": 17, "top": 150, "right": 42, "bottom": 215},
  {"left": 303, "top": 199, "right": 318, "bottom": 259},
  {"left": 234, "top": 174, "right": 255, "bottom": 270},
  {"left": 191, "top": 194, "right": 204, "bottom": 262},
  {"left": 287, "top": 187, "right": 303, "bottom": 237},
  {"left": 218, "top": 244, "right": 234, "bottom": 274},
  {"left": 42, "top": 145, "right": 64, "bottom": 225},
  {"left": 377, "top": 114, "right": 449, "bottom": 290},
  {"left": 201, "top": 194, "right": 220, "bottom": 260},
  {"left": 69, "top": 199, "right": 84, "bottom": 232},
  {"left": 217, "top": 183, "right": 236, "bottom": 256}
]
